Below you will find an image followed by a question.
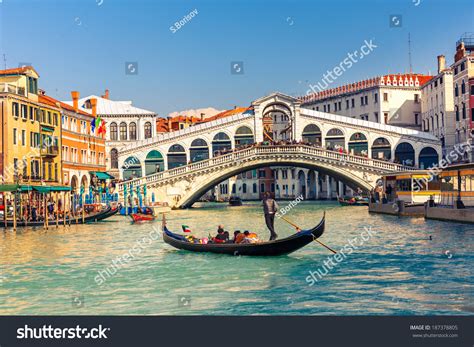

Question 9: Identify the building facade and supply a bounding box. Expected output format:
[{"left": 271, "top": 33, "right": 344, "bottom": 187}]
[
  {"left": 0, "top": 67, "right": 62, "bottom": 186},
  {"left": 40, "top": 93, "right": 107, "bottom": 193},
  {"left": 452, "top": 37, "right": 474, "bottom": 161},
  {"left": 300, "top": 74, "right": 431, "bottom": 128},
  {"left": 421, "top": 55, "right": 456, "bottom": 159},
  {"left": 65, "top": 90, "right": 160, "bottom": 178}
]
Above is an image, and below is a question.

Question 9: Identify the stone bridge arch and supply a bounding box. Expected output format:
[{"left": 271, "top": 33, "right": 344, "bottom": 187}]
[{"left": 174, "top": 157, "right": 376, "bottom": 208}]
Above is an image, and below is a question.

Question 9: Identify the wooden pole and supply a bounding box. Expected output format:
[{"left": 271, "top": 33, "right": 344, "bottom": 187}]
[
  {"left": 280, "top": 215, "right": 337, "bottom": 254},
  {"left": 12, "top": 192, "right": 17, "bottom": 231},
  {"left": 55, "top": 192, "right": 59, "bottom": 228},
  {"left": 82, "top": 193, "right": 85, "bottom": 224},
  {"left": 4, "top": 193, "right": 7, "bottom": 229},
  {"left": 63, "top": 192, "right": 66, "bottom": 227}
]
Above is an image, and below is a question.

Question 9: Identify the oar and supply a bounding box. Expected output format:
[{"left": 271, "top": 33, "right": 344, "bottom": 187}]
[{"left": 279, "top": 215, "right": 337, "bottom": 254}]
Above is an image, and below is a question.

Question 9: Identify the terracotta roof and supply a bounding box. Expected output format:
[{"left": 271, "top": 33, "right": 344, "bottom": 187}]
[
  {"left": 39, "top": 94, "right": 93, "bottom": 118},
  {"left": 300, "top": 73, "right": 432, "bottom": 104},
  {"left": 0, "top": 66, "right": 39, "bottom": 76}
]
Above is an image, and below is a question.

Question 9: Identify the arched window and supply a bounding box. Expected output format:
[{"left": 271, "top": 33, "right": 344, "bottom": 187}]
[
  {"left": 122, "top": 156, "right": 142, "bottom": 180},
  {"left": 212, "top": 132, "right": 232, "bottom": 156},
  {"left": 348, "top": 132, "right": 368, "bottom": 156},
  {"left": 190, "top": 138, "right": 209, "bottom": 162},
  {"left": 110, "top": 122, "right": 118, "bottom": 141},
  {"left": 144, "top": 122, "right": 152, "bottom": 139},
  {"left": 395, "top": 142, "right": 415, "bottom": 166},
  {"left": 120, "top": 122, "right": 127, "bottom": 141},
  {"left": 371, "top": 137, "right": 391, "bottom": 160},
  {"left": 110, "top": 148, "right": 118, "bottom": 169},
  {"left": 325, "top": 128, "right": 345, "bottom": 150},
  {"left": 419, "top": 147, "right": 438, "bottom": 169},
  {"left": 145, "top": 150, "right": 164, "bottom": 175},
  {"left": 242, "top": 183, "right": 247, "bottom": 194},
  {"left": 167, "top": 144, "right": 186, "bottom": 169},
  {"left": 302, "top": 124, "right": 322, "bottom": 145},
  {"left": 234, "top": 126, "right": 254, "bottom": 148},
  {"left": 129, "top": 122, "right": 137, "bottom": 140}
]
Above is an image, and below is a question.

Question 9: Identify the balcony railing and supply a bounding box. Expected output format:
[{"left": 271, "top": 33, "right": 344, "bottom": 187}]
[
  {"left": 40, "top": 145, "right": 59, "bottom": 156},
  {"left": 1, "top": 83, "right": 26, "bottom": 96}
]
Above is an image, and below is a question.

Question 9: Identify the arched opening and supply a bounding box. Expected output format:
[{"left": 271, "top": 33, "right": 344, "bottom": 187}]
[
  {"left": 167, "top": 144, "right": 187, "bottom": 169},
  {"left": 190, "top": 138, "right": 209, "bottom": 162},
  {"left": 122, "top": 156, "right": 142, "bottom": 180},
  {"left": 262, "top": 103, "right": 292, "bottom": 142},
  {"left": 129, "top": 122, "right": 137, "bottom": 140},
  {"left": 110, "top": 148, "right": 118, "bottom": 169},
  {"left": 348, "top": 132, "right": 368, "bottom": 156},
  {"left": 120, "top": 122, "right": 127, "bottom": 141},
  {"left": 80, "top": 175, "right": 88, "bottom": 190},
  {"left": 307, "top": 170, "right": 317, "bottom": 200},
  {"left": 234, "top": 126, "right": 254, "bottom": 148},
  {"left": 325, "top": 128, "right": 345, "bottom": 151},
  {"left": 144, "top": 122, "right": 152, "bottom": 139},
  {"left": 395, "top": 142, "right": 415, "bottom": 166},
  {"left": 70, "top": 175, "right": 78, "bottom": 194},
  {"left": 298, "top": 170, "right": 306, "bottom": 198},
  {"left": 419, "top": 147, "right": 438, "bottom": 169},
  {"left": 302, "top": 124, "right": 322, "bottom": 145},
  {"left": 372, "top": 137, "right": 391, "bottom": 160},
  {"left": 110, "top": 122, "right": 118, "bottom": 141},
  {"left": 212, "top": 132, "right": 231, "bottom": 156},
  {"left": 145, "top": 150, "right": 164, "bottom": 175}
]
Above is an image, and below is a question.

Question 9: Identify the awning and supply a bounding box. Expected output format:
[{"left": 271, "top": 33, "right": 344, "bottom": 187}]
[
  {"left": 90, "top": 171, "right": 114, "bottom": 180},
  {"left": 32, "top": 186, "right": 71, "bottom": 193},
  {"left": 41, "top": 126, "right": 55, "bottom": 132},
  {"left": 0, "top": 184, "right": 20, "bottom": 192}
]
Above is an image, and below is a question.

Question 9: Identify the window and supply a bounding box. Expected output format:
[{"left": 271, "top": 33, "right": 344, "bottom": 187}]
[
  {"left": 374, "top": 93, "right": 378, "bottom": 103},
  {"left": 414, "top": 94, "right": 419, "bottom": 103},
  {"left": 21, "top": 130, "right": 26, "bottom": 146},
  {"left": 29, "top": 106, "right": 34, "bottom": 120},
  {"left": 462, "top": 103, "right": 466, "bottom": 119},
  {"left": 323, "top": 105, "right": 327, "bottom": 112},
  {"left": 472, "top": 108, "right": 474, "bottom": 122},
  {"left": 110, "top": 122, "right": 118, "bottom": 141},
  {"left": 47, "top": 111, "right": 52, "bottom": 124},
  {"left": 360, "top": 96, "right": 364, "bottom": 106},
  {"left": 129, "top": 122, "right": 137, "bottom": 140},
  {"left": 455, "top": 84, "right": 458, "bottom": 97},
  {"left": 384, "top": 112, "right": 389, "bottom": 124},
  {"left": 374, "top": 112, "right": 379, "bottom": 122},
  {"left": 460, "top": 62, "right": 465, "bottom": 71},
  {"left": 338, "top": 101, "right": 341, "bottom": 110},
  {"left": 351, "top": 98, "right": 355, "bottom": 108},
  {"left": 461, "top": 80, "right": 466, "bottom": 94},
  {"left": 110, "top": 148, "right": 118, "bottom": 169},
  {"left": 327, "top": 104, "right": 330, "bottom": 112},
  {"left": 242, "top": 183, "right": 247, "bottom": 194},
  {"left": 414, "top": 113, "right": 419, "bottom": 125},
  {"left": 253, "top": 183, "right": 257, "bottom": 193},
  {"left": 334, "top": 102, "right": 337, "bottom": 111},
  {"left": 144, "top": 122, "right": 152, "bottom": 139},
  {"left": 13, "top": 128, "right": 17, "bottom": 145},
  {"left": 258, "top": 170, "right": 266, "bottom": 178},
  {"left": 346, "top": 100, "right": 349, "bottom": 109},
  {"left": 364, "top": 95, "right": 368, "bottom": 105},
  {"left": 120, "top": 122, "right": 127, "bottom": 140},
  {"left": 471, "top": 85, "right": 474, "bottom": 96},
  {"left": 383, "top": 93, "right": 388, "bottom": 102},
  {"left": 455, "top": 105, "right": 459, "bottom": 121}
]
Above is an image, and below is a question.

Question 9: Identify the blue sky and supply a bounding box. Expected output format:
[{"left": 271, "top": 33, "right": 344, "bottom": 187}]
[{"left": 0, "top": 0, "right": 472, "bottom": 116}]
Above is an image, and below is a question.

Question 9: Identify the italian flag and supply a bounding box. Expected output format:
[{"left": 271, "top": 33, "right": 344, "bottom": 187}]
[{"left": 182, "top": 225, "right": 191, "bottom": 233}]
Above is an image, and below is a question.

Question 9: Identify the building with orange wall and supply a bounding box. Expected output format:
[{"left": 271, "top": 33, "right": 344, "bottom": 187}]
[{"left": 39, "top": 92, "right": 107, "bottom": 193}]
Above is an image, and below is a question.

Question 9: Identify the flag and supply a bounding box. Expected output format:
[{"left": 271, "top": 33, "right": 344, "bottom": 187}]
[
  {"left": 91, "top": 118, "right": 96, "bottom": 133},
  {"left": 182, "top": 225, "right": 191, "bottom": 233}
]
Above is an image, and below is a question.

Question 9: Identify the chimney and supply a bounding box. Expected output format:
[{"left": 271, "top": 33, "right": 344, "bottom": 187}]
[
  {"left": 104, "top": 89, "right": 109, "bottom": 99},
  {"left": 71, "top": 91, "right": 79, "bottom": 112},
  {"left": 200, "top": 113, "right": 205, "bottom": 121},
  {"left": 90, "top": 98, "right": 97, "bottom": 118},
  {"left": 437, "top": 55, "right": 446, "bottom": 73}
]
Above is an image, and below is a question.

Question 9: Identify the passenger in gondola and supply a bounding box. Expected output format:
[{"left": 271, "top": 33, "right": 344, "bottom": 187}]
[
  {"left": 241, "top": 230, "right": 259, "bottom": 244},
  {"left": 233, "top": 230, "right": 242, "bottom": 243},
  {"left": 213, "top": 227, "right": 228, "bottom": 243},
  {"left": 234, "top": 230, "right": 245, "bottom": 244}
]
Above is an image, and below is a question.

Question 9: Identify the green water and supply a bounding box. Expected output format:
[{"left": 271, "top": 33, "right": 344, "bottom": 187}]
[{"left": 0, "top": 201, "right": 472, "bottom": 315}]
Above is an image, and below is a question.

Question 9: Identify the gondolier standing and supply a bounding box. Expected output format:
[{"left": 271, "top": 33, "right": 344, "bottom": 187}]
[{"left": 262, "top": 192, "right": 279, "bottom": 241}]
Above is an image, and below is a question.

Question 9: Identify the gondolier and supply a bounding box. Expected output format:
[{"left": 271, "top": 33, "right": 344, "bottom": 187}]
[{"left": 262, "top": 192, "right": 278, "bottom": 241}]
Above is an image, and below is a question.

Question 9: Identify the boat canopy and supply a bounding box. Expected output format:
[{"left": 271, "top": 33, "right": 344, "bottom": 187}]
[{"left": 90, "top": 171, "right": 114, "bottom": 180}]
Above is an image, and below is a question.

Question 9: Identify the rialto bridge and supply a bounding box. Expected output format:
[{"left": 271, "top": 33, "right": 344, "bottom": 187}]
[{"left": 116, "top": 93, "right": 441, "bottom": 208}]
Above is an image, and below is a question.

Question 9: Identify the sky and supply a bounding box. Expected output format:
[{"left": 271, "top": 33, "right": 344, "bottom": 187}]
[{"left": 0, "top": 0, "right": 473, "bottom": 116}]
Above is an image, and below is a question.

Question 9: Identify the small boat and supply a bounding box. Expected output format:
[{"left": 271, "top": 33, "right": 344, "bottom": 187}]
[
  {"left": 130, "top": 213, "right": 156, "bottom": 222},
  {"left": 162, "top": 213, "right": 325, "bottom": 256},
  {"left": 2, "top": 205, "right": 119, "bottom": 228},
  {"left": 338, "top": 196, "right": 369, "bottom": 206},
  {"left": 228, "top": 196, "right": 242, "bottom": 206}
]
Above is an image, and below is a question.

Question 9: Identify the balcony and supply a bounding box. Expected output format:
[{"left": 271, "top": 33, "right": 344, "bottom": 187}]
[
  {"left": 40, "top": 145, "right": 59, "bottom": 157},
  {"left": 1, "top": 83, "right": 26, "bottom": 96}
]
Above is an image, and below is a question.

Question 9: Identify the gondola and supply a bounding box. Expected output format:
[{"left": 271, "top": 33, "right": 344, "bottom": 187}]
[
  {"left": 337, "top": 197, "right": 369, "bottom": 206},
  {"left": 2, "top": 205, "right": 119, "bottom": 228},
  {"left": 130, "top": 213, "right": 156, "bottom": 222},
  {"left": 228, "top": 196, "right": 242, "bottom": 206},
  {"left": 162, "top": 213, "right": 325, "bottom": 256}
]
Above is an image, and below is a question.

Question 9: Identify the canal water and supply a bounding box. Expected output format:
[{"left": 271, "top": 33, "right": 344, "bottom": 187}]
[{"left": 0, "top": 201, "right": 472, "bottom": 315}]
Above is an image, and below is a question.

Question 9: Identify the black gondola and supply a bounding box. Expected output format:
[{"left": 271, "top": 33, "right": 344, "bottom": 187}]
[
  {"left": 3, "top": 205, "right": 119, "bottom": 228},
  {"left": 162, "top": 213, "right": 325, "bottom": 256}
]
